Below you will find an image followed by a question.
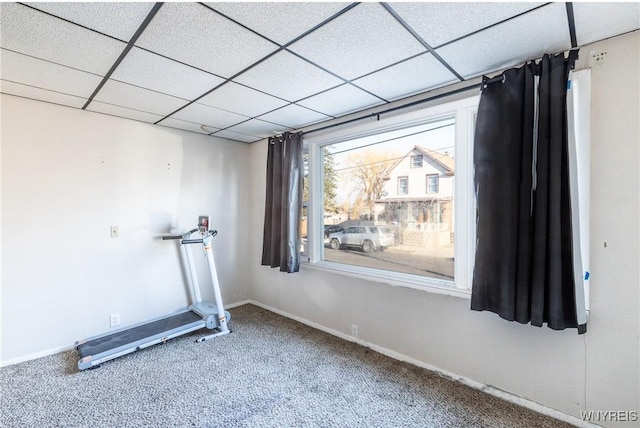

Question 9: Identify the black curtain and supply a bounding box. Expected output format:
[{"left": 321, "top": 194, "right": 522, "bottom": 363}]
[
  {"left": 261, "top": 132, "right": 304, "bottom": 273},
  {"left": 471, "top": 51, "right": 586, "bottom": 333}
]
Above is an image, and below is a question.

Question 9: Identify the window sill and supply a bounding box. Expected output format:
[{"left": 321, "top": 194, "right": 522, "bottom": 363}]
[{"left": 300, "top": 259, "right": 471, "bottom": 300}]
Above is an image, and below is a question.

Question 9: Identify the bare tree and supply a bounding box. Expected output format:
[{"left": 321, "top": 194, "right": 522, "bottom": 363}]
[{"left": 345, "top": 149, "right": 397, "bottom": 219}]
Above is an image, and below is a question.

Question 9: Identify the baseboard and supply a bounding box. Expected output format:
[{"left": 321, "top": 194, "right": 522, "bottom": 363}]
[
  {"left": 247, "top": 300, "right": 595, "bottom": 428},
  {"left": 226, "top": 299, "right": 252, "bottom": 309},
  {"left": 0, "top": 344, "right": 74, "bottom": 368}
]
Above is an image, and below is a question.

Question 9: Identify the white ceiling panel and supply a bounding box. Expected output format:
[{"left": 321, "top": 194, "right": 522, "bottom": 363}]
[
  {"left": 257, "top": 104, "right": 331, "bottom": 128},
  {"left": 573, "top": 3, "right": 640, "bottom": 46},
  {"left": 205, "top": 2, "right": 350, "bottom": 45},
  {"left": 389, "top": 2, "right": 544, "bottom": 48},
  {"left": 0, "top": 49, "right": 102, "bottom": 98},
  {"left": 233, "top": 51, "right": 343, "bottom": 102},
  {"left": 198, "top": 82, "right": 288, "bottom": 117},
  {"left": 212, "top": 130, "right": 262, "bottom": 144},
  {"left": 298, "top": 84, "right": 385, "bottom": 117},
  {"left": 92, "top": 80, "right": 188, "bottom": 117},
  {"left": 87, "top": 101, "right": 165, "bottom": 124},
  {"left": 226, "top": 119, "right": 288, "bottom": 138},
  {"left": 436, "top": 3, "right": 571, "bottom": 79},
  {"left": 157, "top": 118, "right": 217, "bottom": 135},
  {"left": 2, "top": 2, "right": 637, "bottom": 136},
  {"left": 288, "top": 2, "right": 425, "bottom": 80},
  {"left": 24, "top": 2, "right": 154, "bottom": 42},
  {"left": 353, "top": 53, "right": 459, "bottom": 101},
  {"left": 135, "top": 2, "right": 278, "bottom": 78},
  {"left": 0, "top": 80, "right": 87, "bottom": 109},
  {"left": 171, "top": 102, "right": 249, "bottom": 129},
  {"left": 111, "top": 47, "right": 225, "bottom": 100},
  {"left": 0, "top": 3, "right": 126, "bottom": 76}
]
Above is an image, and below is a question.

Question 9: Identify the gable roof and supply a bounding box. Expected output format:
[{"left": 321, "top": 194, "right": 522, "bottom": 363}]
[
  {"left": 387, "top": 145, "right": 455, "bottom": 176},
  {"left": 416, "top": 146, "right": 455, "bottom": 174}
]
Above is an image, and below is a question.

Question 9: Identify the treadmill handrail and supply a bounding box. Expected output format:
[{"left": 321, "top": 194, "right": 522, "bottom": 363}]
[{"left": 162, "top": 229, "right": 217, "bottom": 243}]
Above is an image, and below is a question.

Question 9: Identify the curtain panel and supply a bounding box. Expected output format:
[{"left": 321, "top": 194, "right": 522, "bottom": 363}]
[
  {"left": 261, "top": 132, "right": 304, "bottom": 273},
  {"left": 471, "top": 51, "right": 587, "bottom": 333}
]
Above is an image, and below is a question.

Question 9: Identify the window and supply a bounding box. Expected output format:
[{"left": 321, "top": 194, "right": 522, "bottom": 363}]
[
  {"left": 304, "top": 95, "right": 479, "bottom": 293},
  {"left": 426, "top": 174, "right": 439, "bottom": 193},
  {"left": 397, "top": 176, "right": 408, "bottom": 195}
]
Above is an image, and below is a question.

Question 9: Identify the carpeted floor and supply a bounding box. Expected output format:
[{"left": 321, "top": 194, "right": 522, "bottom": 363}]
[{"left": 0, "top": 304, "right": 574, "bottom": 427}]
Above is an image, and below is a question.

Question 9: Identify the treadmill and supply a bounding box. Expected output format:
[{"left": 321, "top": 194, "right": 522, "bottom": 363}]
[{"left": 75, "top": 217, "right": 231, "bottom": 370}]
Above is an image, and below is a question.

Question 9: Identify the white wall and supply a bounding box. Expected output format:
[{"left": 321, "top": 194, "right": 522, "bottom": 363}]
[
  {"left": 247, "top": 32, "right": 639, "bottom": 426},
  {"left": 0, "top": 95, "right": 251, "bottom": 363}
]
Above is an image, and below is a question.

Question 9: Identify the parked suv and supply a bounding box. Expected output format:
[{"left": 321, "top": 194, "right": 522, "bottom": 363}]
[
  {"left": 324, "top": 224, "right": 344, "bottom": 238},
  {"left": 329, "top": 225, "right": 394, "bottom": 253}
]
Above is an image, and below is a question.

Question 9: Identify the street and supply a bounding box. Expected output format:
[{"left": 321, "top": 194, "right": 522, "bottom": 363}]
[{"left": 323, "top": 243, "right": 454, "bottom": 280}]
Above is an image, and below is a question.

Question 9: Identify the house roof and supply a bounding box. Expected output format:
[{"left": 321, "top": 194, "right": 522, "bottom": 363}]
[
  {"left": 386, "top": 145, "right": 455, "bottom": 177},
  {"left": 415, "top": 146, "right": 455, "bottom": 174}
]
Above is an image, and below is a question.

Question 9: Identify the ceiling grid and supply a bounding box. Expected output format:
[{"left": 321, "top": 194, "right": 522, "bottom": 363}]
[{"left": 1, "top": 1, "right": 638, "bottom": 143}]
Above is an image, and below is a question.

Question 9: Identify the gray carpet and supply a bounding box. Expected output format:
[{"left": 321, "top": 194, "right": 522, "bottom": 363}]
[{"left": 0, "top": 304, "right": 574, "bottom": 427}]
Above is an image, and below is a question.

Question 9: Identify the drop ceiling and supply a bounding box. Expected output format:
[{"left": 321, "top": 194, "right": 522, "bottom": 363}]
[{"left": 1, "top": 2, "right": 638, "bottom": 143}]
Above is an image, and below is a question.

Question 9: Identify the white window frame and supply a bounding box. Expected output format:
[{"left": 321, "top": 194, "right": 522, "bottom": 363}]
[
  {"left": 304, "top": 95, "right": 479, "bottom": 298},
  {"left": 397, "top": 176, "right": 409, "bottom": 195},
  {"left": 411, "top": 155, "right": 423, "bottom": 168},
  {"left": 426, "top": 174, "right": 439, "bottom": 194}
]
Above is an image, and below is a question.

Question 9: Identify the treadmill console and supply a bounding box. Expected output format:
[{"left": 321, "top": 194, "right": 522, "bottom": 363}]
[{"left": 198, "top": 215, "right": 210, "bottom": 235}]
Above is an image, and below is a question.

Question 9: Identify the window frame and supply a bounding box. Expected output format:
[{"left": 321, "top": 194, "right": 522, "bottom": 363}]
[
  {"left": 426, "top": 174, "right": 439, "bottom": 194},
  {"left": 397, "top": 176, "right": 409, "bottom": 195},
  {"left": 411, "top": 155, "right": 423, "bottom": 168},
  {"left": 303, "top": 95, "right": 479, "bottom": 297}
]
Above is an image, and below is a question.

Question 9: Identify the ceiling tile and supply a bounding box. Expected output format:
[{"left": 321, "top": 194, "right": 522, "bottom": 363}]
[
  {"left": 170, "top": 102, "right": 249, "bottom": 129},
  {"left": 436, "top": 3, "right": 571, "bottom": 79},
  {"left": 233, "top": 50, "right": 343, "bottom": 102},
  {"left": 24, "top": 2, "right": 154, "bottom": 41},
  {"left": 0, "top": 49, "right": 102, "bottom": 98},
  {"left": 0, "top": 3, "right": 126, "bottom": 75},
  {"left": 157, "top": 118, "right": 216, "bottom": 135},
  {"left": 198, "top": 82, "right": 289, "bottom": 117},
  {"left": 257, "top": 104, "right": 331, "bottom": 128},
  {"left": 0, "top": 79, "right": 87, "bottom": 108},
  {"left": 225, "top": 119, "right": 288, "bottom": 138},
  {"left": 205, "top": 2, "right": 350, "bottom": 45},
  {"left": 573, "top": 3, "right": 640, "bottom": 46},
  {"left": 353, "top": 53, "right": 459, "bottom": 101},
  {"left": 388, "top": 2, "right": 544, "bottom": 48},
  {"left": 87, "top": 101, "right": 165, "bottom": 123},
  {"left": 212, "top": 129, "right": 262, "bottom": 144},
  {"left": 288, "top": 2, "right": 425, "bottom": 80},
  {"left": 92, "top": 80, "right": 188, "bottom": 117},
  {"left": 111, "top": 47, "right": 225, "bottom": 100},
  {"left": 134, "top": 2, "right": 278, "bottom": 78},
  {"left": 297, "top": 84, "right": 385, "bottom": 117}
]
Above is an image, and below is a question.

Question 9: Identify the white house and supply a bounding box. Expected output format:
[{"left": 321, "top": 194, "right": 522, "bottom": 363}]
[{"left": 376, "top": 146, "right": 455, "bottom": 246}]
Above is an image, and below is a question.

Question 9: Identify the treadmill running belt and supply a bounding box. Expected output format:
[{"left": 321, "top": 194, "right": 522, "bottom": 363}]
[{"left": 77, "top": 311, "right": 202, "bottom": 359}]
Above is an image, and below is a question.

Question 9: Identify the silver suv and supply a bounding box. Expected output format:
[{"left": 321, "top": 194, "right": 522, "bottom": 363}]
[{"left": 329, "top": 225, "right": 394, "bottom": 253}]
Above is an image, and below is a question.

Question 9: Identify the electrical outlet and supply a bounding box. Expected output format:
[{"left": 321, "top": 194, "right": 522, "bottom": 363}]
[
  {"left": 351, "top": 324, "right": 359, "bottom": 339},
  {"left": 110, "top": 226, "right": 119, "bottom": 238},
  {"left": 110, "top": 313, "right": 120, "bottom": 328}
]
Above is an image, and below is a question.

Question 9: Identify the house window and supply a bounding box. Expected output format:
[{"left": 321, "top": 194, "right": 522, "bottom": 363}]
[
  {"left": 304, "top": 95, "right": 479, "bottom": 292},
  {"left": 397, "top": 176, "right": 408, "bottom": 195},
  {"left": 426, "top": 174, "right": 439, "bottom": 193}
]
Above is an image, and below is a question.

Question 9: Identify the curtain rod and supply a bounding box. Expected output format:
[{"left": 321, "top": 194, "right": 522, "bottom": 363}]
[
  {"left": 301, "top": 48, "right": 581, "bottom": 137},
  {"left": 302, "top": 82, "right": 482, "bottom": 136}
]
